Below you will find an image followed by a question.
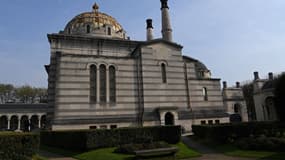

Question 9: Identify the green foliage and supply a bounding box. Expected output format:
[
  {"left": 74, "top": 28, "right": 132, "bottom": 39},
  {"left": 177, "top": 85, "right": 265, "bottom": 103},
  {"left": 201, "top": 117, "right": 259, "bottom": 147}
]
[
  {"left": 174, "top": 142, "right": 201, "bottom": 159},
  {"left": 0, "top": 132, "right": 40, "bottom": 160},
  {"left": 274, "top": 73, "right": 285, "bottom": 122},
  {"left": 242, "top": 82, "right": 256, "bottom": 120},
  {"left": 192, "top": 122, "right": 285, "bottom": 143},
  {"left": 0, "top": 84, "right": 14, "bottom": 103},
  {"left": 73, "top": 142, "right": 200, "bottom": 160},
  {"left": 74, "top": 147, "right": 134, "bottom": 160},
  {"left": 41, "top": 126, "right": 181, "bottom": 151},
  {"left": 235, "top": 136, "right": 285, "bottom": 151}
]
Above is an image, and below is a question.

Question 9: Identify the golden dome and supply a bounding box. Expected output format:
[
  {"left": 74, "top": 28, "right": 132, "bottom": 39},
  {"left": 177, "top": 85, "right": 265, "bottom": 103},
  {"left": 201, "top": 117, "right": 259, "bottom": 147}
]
[{"left": 64, "top": 2, "right": 126, "bottom": 39}]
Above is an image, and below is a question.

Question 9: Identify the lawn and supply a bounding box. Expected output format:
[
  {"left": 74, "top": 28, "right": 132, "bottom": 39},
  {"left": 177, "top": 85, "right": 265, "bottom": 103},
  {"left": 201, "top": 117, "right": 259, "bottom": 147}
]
[
  {"left": 41, "top": 142, "right": 201, "bottom": 160},
  {"left": 216, "top": 144, "right": 285, "bottom": 160}
]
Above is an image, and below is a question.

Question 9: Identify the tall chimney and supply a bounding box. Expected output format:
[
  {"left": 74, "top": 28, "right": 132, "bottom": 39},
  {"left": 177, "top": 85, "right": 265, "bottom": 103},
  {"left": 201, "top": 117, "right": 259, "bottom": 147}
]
[
  {"left": 146, "top": 19, "right": 154, "bottom": 41},
  {"left": 268, "top": 72, "right": 273, "bottom": 80},
  {"left": 236, "top": 82, "right": 240, "bottom": 88},
  {"left": 223, "top": 81, "right": 227, "bottom": 89},
  {"left": 161, "top": 0, "right": 173, "bottom": 42},
  {"left": 254, "top": 72, "right": 259, "bottom": 80}
]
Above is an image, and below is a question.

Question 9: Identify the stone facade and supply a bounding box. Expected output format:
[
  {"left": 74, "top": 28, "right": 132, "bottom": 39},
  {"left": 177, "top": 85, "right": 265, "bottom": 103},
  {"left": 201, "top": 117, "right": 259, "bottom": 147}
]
[
  {"left": 222, "top": 82, "right": 248, "bottom": 122},
  {"left": 43, "top": 1, "right": 239, "bottom": 131},
  {"left": 253, "top": 72, "right": 278, "bottom": 121}
]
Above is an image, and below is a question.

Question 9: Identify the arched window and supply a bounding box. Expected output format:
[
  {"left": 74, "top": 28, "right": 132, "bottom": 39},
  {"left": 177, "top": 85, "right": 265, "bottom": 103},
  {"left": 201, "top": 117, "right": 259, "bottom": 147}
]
[
  {"left": 68, "top": 28, "right": 71, "bottom": 34},
  {"left": 109, "top": 66, "right": 116, "bottom": 103},
  {"left": 87, "top": 25, "right": 91, "bottom": 33},
  {"left": 20, "top": 116, "right": 29, "bottom": 132},
  {"left": 100, "top": 64, "right": 107, "bottom": 103},
  {"left": 161, "top": 63, "right": 167, "bottom": 83},
  {"left": 90, "top": 65, "right": 97, "bottom": 103},
  {"left": 165, "top": 112, "right": 174, "bottom": 125},
  {"left": 10, "top": 115, "right": 18, "bottom": 131},
  {"left": 30, "top": 115, "right": 39, "bottom": 131},
  {"left": 202, "top": 87, "right": 208, "bottom": 101},
  {"left": 0, "top": 116, "right": 8, "bottom": 130},
  {"left": 40, "top": 115, "right": 47, "bottom": 129},
  {"left": 107, "top": 27, "right": 111, "bottom": 35},
  {"left": 234, "top": 103, "right": 241, "bottom": 113}
]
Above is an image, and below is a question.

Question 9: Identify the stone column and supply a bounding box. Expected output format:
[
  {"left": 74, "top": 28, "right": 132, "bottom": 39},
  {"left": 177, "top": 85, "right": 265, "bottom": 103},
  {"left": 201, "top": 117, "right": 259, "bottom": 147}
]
[
  {"left": 106, "top": 68, "right": 110, "bottom": 103},
  {"left": 17, "top": 117, "right": 21, "bottom": 130},
  {"left": 38, "top": 116, "right": 41, "bottom": 129},
  {"left": 7, "top": 117, "right": 10, "bottom": 130},
  {"left": 28, "top": 115, "right": 31, "bottom": 132},
  {"left": 97, "top": 68, "right": 100, "bottom": 103}
]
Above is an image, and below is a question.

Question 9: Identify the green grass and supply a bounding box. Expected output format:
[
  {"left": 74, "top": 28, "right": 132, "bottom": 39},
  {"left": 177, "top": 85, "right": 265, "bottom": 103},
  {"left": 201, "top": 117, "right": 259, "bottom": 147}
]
[
  {"left": 40, "top": 142, "right": 201, "bottom": 160},
  {"left": 216, "top": 144, "right": 285, "bottom": 160},
  {"left": 32, "top": 154, "right": 48, "bottom": 160},
  {"left": 74, "top": 147, "right": 134, "bottom": 160},
  {"left": 174, "top": 142, "right": 201, "bottom": 159}
]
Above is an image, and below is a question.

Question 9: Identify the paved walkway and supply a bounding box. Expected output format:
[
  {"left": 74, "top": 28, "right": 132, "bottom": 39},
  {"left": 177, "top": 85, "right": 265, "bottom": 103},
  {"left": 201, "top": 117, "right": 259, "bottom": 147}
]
[
  {"left": 181, "top": 136, "right": 255, "bottom": 160},
  {"left": 38, "top": 150, "right": 76, "bottom": 160}
]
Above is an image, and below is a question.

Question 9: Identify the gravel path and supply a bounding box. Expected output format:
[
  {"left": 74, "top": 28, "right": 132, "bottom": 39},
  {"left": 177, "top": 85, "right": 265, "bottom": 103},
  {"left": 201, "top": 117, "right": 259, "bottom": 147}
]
[{"left": 38, "top": 150, "right": 76, "bottom": 160}]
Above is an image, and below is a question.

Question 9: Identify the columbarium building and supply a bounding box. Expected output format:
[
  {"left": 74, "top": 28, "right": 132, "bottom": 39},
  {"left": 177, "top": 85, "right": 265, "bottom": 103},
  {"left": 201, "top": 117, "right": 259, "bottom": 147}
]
[{"left": 43, "top": 0, "right": 248, "bottom": 131}]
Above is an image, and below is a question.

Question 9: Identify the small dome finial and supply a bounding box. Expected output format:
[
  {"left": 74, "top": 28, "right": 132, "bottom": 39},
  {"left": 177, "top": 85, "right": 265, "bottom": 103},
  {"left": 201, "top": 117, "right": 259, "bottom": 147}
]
[{"left": 92, "top": 2, "right": 99, "bottom": 12}]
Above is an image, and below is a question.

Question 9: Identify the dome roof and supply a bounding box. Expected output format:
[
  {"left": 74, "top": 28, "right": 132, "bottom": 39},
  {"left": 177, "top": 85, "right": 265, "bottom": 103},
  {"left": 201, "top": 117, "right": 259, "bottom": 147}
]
[{"left": 63, "top": 3, "right": 127, "bottom": 39}]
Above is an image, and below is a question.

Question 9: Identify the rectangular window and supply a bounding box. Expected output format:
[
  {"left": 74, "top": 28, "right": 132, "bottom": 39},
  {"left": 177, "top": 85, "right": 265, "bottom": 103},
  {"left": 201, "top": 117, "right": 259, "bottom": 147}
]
[
  {"left": 110, "top": 125, "right": 117, "bottom": 129},
  {"left": 208, "top": 120, "right": 213, "bottom": 125},
  {"left": 201, "top": 120, "right": 206, "bottom": 125},
  {"left": 100, "top": 125, "right": 107, "bottom": 129},
  {"left": 215, "top": 120, "right": 220, "bottom": 124},
  {"left": 89, "top": 126, "right": 97, "bottom": 129}
]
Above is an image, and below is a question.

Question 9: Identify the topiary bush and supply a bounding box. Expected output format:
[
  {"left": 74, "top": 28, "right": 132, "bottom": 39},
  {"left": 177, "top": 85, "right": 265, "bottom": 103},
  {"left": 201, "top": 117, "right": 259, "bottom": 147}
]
[
  {"left": 0, "top": 132, "right": 40, "bottom": 160},
  {"left": 41, "top": 125, "right": 181, "bottom": 151}
]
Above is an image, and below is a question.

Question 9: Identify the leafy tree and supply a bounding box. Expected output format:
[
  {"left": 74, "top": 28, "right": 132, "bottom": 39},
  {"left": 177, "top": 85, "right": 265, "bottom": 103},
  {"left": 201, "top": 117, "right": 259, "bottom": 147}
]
[
  {"left": 274, "top": 73, "right": 285, "bottom": 122},
  {"left": 0, "top": 84, "right": 14, "bottom": 103},
  {"left": 242, "top": 82, "right": 256, "bottom": 121},
  {"left": 15, "top": 85, "right": 37, "bottom": 103},
  {"left": 34, "top": 88, "right": 48, "bottom": 103}
]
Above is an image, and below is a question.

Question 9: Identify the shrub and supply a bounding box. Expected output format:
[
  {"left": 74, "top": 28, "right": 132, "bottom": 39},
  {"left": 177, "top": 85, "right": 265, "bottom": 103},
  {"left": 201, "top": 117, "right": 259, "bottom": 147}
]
[
  {"left": 41, "top": 125, "right": 181, "bottom": 151},
  {"left": 235, "top": 136, "right": 285, "bottom": 151},
  {"left": 192, "top": 122, "right": 285, "bottom": 143},
  {"left": 0, "top": 132, "right": 40, "bottom": 160}
]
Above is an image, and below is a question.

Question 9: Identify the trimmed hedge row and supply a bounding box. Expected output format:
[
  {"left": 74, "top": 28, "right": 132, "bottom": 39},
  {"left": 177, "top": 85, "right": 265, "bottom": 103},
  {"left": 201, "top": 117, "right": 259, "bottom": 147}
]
[
  {"left": 0, "top": 132, "right": 40, "bottom": 160},
  {"left": 192, "top": 122, "right": 285, "bottom": 143},
  {"left": 41, "top": 125, "right": 181, "bottom": 151}
]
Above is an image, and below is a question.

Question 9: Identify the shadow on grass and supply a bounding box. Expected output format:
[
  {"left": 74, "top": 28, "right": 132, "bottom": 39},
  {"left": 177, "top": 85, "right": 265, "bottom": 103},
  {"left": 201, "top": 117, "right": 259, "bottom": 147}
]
[
  {"left": 259, "top": 152, "right": 285, "bottom": 160},
  {"left": 40, "top": 145, "right": 81, "bottom": 158},
  {"left": 188, "top": 137, "right": 285, "bottom": 160}
]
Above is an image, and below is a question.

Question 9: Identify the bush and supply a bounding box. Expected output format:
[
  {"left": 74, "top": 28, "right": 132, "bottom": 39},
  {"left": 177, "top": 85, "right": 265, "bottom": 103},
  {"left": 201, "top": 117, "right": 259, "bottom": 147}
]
[
  {"left": 192, "top": 122, "right": 285, "bottom": 143},
  {"left": 235, "top": 136, "right": 285, "bottom": 151},
  {"left": 41, "top": 125, "right": 181, "bottom": 151},
  {"left": 0, "top": 132, "right": 40, "bottom": 160}
]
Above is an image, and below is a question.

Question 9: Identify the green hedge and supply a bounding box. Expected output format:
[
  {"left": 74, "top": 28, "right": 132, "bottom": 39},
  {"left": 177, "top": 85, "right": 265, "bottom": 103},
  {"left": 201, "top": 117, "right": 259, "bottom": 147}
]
[
  {"left": 41, "top": 125, "right": 181, "bottom": 151},
  {"left": 0, "top": 132, "right": 40, "bottom": 160},
  {"left": 192, "top": 122, "right": 285, "bottom": 143}
]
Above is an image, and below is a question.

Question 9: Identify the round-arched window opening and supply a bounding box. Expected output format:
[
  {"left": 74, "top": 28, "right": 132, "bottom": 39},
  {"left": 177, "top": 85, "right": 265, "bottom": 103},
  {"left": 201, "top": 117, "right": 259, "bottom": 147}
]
[
  {"left": 234, "top": 103, "right": 241, "bottom": 114},
  {"left": 165, "top": 112, "right": 174, "bottom": 125},
  {"left": 87, "top": 25, "right": 91, "bottom": 33}
]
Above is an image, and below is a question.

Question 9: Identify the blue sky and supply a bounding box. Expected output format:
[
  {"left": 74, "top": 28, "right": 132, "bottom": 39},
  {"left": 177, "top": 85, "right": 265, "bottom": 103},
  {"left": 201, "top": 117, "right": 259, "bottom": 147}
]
[{"left": 0, "top": 0, "right": 284, "bottom": 87}]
